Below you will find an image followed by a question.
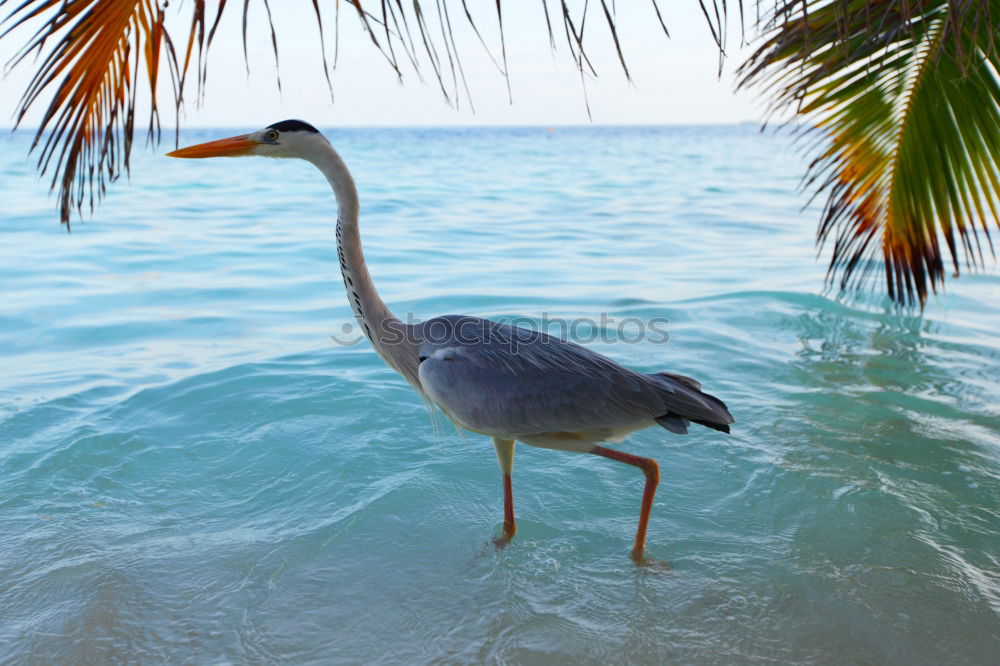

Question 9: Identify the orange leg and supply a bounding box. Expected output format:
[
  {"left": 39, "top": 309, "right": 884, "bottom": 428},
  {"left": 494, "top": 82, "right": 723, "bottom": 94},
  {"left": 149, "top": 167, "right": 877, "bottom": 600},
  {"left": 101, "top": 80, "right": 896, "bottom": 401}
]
[
  {"left": 495, "top": 473, "right": 516, "bottom": 546},
  {"left": 591, "top": 445, "right": 661, "bottom": 565},
  {"left": 493, "top": 438, "right": 517, "bottom": 548}
]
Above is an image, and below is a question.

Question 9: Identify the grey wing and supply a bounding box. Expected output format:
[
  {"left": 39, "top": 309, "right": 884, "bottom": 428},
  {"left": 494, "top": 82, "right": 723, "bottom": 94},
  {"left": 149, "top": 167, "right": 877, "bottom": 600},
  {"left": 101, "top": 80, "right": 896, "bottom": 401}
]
[{"left": 412, "top": 315, "right": 733, "bottom": 438}]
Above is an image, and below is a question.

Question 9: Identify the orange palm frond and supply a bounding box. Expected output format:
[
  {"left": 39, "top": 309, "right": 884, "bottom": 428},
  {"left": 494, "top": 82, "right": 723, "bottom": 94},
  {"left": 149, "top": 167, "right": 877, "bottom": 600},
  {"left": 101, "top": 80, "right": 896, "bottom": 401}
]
[
  {"left": 2, "top": 1, "right": 676, "bottom": 228},
  {"left": 740, "top": 0, "right": 1000, "bottom": 306},
  {"left": 3, "top": 0, "right": 173, "bottom": 226}
]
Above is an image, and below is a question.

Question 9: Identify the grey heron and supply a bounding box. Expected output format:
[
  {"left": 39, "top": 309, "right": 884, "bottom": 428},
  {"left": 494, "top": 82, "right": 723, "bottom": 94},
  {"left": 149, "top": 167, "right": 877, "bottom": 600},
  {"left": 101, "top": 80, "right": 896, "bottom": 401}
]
[{"left": 167, "top": 120, "right": 734, "bottom": 565}]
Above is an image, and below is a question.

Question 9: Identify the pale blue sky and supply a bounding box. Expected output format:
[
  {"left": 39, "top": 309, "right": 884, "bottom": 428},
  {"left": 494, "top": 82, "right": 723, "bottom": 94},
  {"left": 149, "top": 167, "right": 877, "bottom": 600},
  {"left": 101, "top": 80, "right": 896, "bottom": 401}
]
[{"left": 1, "top": 2, "right": 762, "bottom": 127}]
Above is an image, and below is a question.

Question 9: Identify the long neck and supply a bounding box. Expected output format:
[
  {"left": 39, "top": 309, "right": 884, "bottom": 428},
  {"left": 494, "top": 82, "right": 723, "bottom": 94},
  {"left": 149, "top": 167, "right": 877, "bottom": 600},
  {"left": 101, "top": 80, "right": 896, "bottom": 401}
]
[{"left": 307, "top": 142, "right": 420, "bottom": 386}]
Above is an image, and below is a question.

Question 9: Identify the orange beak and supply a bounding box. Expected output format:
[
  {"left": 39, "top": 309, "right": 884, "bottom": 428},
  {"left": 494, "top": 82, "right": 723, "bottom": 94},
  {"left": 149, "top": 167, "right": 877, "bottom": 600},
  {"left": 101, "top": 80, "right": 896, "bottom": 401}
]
[{"left": 166, "top": 133, "right": 258, "bottom": 158}]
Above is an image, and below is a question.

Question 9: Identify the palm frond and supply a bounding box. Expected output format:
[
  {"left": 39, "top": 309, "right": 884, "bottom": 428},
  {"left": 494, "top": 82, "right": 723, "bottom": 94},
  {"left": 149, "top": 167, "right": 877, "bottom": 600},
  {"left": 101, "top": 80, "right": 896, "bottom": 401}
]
[
  {"left": 740, "top": 0, "right": 1000, "bottom": 306},
  {"left": 2, "top": 0, "right": 682, "bottom": 228},
  {"left": 1, "top": 0, "right": 174, "bottom": 226}
]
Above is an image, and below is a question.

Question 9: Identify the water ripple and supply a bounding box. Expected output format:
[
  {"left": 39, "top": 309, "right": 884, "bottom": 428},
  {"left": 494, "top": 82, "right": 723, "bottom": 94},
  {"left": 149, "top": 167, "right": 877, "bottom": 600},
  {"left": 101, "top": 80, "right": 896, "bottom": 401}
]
[{"left": 1, "top": 127, "right": 998, "bottom": 663}]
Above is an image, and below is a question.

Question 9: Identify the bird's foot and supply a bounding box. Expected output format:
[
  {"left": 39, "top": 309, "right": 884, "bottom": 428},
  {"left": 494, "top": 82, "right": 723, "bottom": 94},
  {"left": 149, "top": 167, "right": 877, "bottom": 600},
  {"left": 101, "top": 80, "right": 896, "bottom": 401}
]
[
  {"left": 492, "top": 535, "right": 513, "bottom": 550},
  {"left": 493, "top": 525, "right": 517, "bottom": 550},
  {"left": 631, "top": 549, "right": 671, "bottom": 571},
  {"left": 491, "top": 522, "right": 516, "bottom": 550}
]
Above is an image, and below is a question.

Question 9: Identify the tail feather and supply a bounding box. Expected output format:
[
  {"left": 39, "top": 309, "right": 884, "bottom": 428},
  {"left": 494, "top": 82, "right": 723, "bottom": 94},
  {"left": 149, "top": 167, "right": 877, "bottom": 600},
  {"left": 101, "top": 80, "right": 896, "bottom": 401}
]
[
  {"left": 690, "top": 417, "right": 731, "bottom": 434},
  {"left": 656, "top": 371, "right": 702, "bottom": 391},
  {"left": 655, "top": 414, "right": 690, "bottom": 434},
  {"left": 650, "top": 371, "right": 734, "bottom": 435}
]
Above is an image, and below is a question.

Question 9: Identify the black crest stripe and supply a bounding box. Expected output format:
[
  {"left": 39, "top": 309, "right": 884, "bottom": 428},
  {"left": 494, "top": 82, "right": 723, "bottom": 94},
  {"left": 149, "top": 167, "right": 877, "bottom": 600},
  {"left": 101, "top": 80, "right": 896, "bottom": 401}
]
[{"left": 266, "top": 119, "right": 319, "bottom": 133}]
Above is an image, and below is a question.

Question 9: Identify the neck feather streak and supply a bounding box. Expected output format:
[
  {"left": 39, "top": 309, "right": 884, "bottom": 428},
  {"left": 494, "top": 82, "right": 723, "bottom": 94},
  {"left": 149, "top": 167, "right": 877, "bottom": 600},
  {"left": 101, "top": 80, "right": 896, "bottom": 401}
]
[{"left": 307, "top": 142, "right": 420, "bottom": 386}]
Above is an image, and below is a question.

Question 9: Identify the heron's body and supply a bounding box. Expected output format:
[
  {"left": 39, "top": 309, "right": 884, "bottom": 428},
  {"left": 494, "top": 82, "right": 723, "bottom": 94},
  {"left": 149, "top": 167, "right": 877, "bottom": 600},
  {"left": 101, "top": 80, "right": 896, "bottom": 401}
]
[
  {"left": 168, "top": 120, "right": 734, "bottom": 564},
  {"left": 413, "top": 315, "right": 730, "bottom": 451}
]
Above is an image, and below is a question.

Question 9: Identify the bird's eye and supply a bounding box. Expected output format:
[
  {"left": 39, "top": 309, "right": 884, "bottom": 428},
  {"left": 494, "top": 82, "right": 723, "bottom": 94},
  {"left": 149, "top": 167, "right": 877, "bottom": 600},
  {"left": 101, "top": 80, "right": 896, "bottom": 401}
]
[{"left": 267, "top": 130, "right": 279, "bottom": 141}]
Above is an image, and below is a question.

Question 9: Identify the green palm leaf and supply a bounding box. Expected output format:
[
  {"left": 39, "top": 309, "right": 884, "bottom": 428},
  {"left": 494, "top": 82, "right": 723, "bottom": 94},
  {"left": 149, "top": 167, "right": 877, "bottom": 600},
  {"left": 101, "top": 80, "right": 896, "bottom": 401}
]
[{"left": 740, "top": 0, "right": 1000, "bottom": 306}]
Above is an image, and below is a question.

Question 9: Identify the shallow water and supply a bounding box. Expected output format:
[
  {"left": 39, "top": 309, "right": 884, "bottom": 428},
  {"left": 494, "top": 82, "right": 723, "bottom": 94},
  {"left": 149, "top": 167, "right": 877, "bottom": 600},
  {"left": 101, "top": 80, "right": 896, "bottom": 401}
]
[{"left": 1, "top": 126, "right": 998, "bottom": 664}]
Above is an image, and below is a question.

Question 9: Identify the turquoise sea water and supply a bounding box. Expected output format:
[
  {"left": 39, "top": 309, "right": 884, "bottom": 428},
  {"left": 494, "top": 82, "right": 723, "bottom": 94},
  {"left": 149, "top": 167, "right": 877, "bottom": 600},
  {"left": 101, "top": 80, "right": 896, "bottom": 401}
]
[{"left": 1, "top": 126, "right": 998, "bottom": 664}]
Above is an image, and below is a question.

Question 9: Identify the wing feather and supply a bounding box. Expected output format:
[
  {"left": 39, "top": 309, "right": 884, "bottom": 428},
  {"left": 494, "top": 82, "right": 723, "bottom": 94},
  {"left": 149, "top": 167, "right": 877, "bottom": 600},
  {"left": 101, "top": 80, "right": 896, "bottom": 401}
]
[{"left": 414, "top": 315, "right": 733, "bottom": 436}]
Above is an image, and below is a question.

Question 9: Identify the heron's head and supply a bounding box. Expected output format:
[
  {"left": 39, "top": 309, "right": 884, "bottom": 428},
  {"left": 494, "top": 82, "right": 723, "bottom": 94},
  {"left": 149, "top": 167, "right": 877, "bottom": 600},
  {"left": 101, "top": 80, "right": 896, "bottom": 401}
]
[{"left": 166, "top": 119, "right": 328, "bottom": 161}]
